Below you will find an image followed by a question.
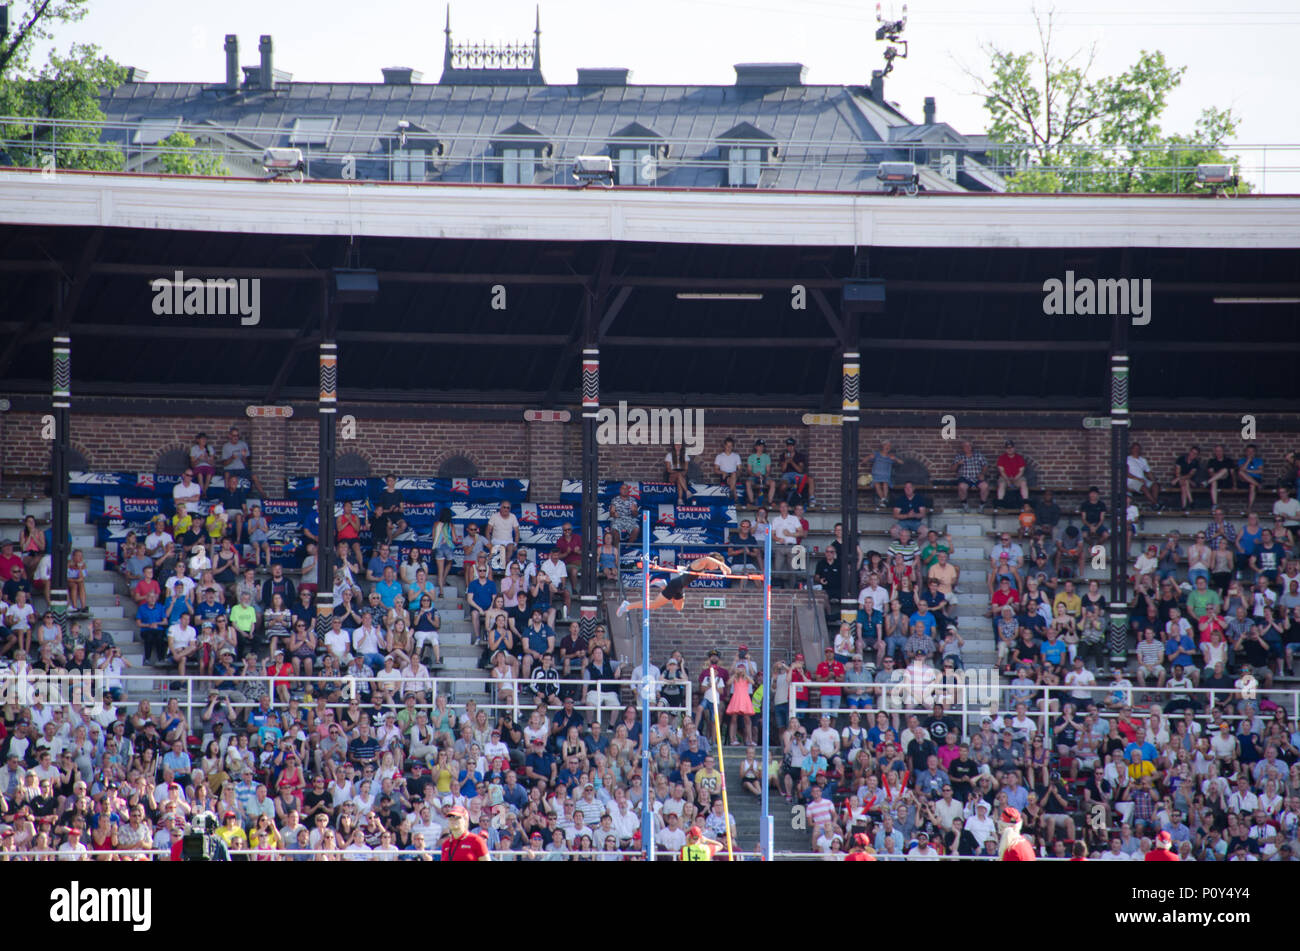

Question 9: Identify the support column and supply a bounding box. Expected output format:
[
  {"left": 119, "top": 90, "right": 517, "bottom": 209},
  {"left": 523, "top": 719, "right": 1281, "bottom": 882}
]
[
  {"left": 50, "top": 316, "right": 71, "bottom": 639},
  {"left": 839, "top": 335, "right": 861, "bottom": 639},
  {"left": 579, "top": 337, "right": 600, "bottom": 640},
  {"left": 315, "top": 288, "right": 338, "bottom": 645},
  {"left": 1107, "top": 353, "right": 1130, "bottom": 665}
]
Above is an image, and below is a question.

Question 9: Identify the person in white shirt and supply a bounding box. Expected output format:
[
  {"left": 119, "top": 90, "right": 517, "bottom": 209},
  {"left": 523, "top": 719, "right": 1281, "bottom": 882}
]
[
  {"left": 486, "top": 502, "right": 520, "bottom": 564},
  {"left": 172, "top": 470, "right": 202, "bottom": 510},
  {"left": 165, "top": 564, "right": 196, "bottom": 603},
  {"left": 713, "top": 437, "right": 742, "bottom": 503},
  {"left": 167, "top": 614, "right": 199, "bottom": 675},
  {"left": 1098, "top": 838, "right": 1131, "bottom": 860},
  {"left": 323, "top": 617, "right": 352, "bottom": 665},
  {"left": 656, "top": 812, "right": 687, "bottom": 853},
  {"left": 858, "top": 575, "right": 889, "bottom": 614},
  {"left": 1126, "top": 443, "right": 1159, "bottom": 508},
  {"left": 906, "top": 832, "right": 940, "bottom": 859},
  {"left": 1274, "top": 486, "right": 1300, "bottom": 529},
  {"left": 809, "top": 715, "right": 839, "bottom": 758},
  {"left": 57, "top": 827, "right": 90, "bottom": 860},
  {"left": 965, "top": 801, "right": 996, "bottom": 847},
  {"left": 538, "top": 549, "right": 570, "bottom": 621},
  {"left": 770, "top": 500, "right": 803, "bottom": 578}
]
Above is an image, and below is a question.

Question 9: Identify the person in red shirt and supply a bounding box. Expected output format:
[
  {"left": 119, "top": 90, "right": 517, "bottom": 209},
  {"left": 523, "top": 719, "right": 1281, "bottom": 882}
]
[
  {"left": 996, "top": 440, "right": 1029, "bottom": 506},
  {"left": 845, "top": 832, "right": 877, "bottom": 861},
  {"left": 441, "top": 805, "right": 490, "bottom": 862},
  {"left": 1070, "top": 841, "right": 1088, "bottom": 861},
  {"left": 815, "top": 648, "right": 845, "bottom": 710},
  {"left": 555, "top": 523, "right": 583, "bottom": 591},
  {"left": 788, "top": 654, "right": 811, "bottom": 723},
  {"left": 998, "top": 806, "right": 1036, "bottom": 861},
  {"left": 1144, "top": 829, "right": 1180, "bottom": 861},
  {"left": 266, "top": 651, "right": 294, "bottom": 704}
]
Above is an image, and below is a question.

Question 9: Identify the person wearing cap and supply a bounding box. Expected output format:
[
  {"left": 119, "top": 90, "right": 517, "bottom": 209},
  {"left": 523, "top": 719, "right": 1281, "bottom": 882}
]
[
  {"left": 995, "top": 440, "right": 1029, "bottom": 506},
  {"left": 680, "top": 824, "right": 722, "bottom": 862},
  {"left": 997, "top": 806, "right": 1036, "bottom": 860},
  {"left": 440, "top": 804, "right": 490, "bottom": 861},
  {"left": 905, "top": 830, "right": 939, "bottom": 860},
  {"left": 1144, "top": 829, "right": 1180, "bottom": 861}
]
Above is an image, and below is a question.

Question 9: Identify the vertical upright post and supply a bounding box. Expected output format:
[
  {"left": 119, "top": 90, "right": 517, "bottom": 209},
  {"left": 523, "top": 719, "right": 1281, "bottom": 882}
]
[
  {"left": 1108, "top": 341, "right": 1130, "bottom": 666},
  {"left": 580, "top": 338, "right": 600, "bottom": 645},
  {"left": 50, "top": 280, "right": 71, "bottom": 640},
  {"left": 839, "top": 326, "right": 861, "bottom": 643},
  {"left": 759, "top": 519, "right": 773, "bottom": 860},
  {"left": 316, "top": 290, "right": 338, "bottom": 650},
  {"left": 640, "top": 509, "right": 653, "bottom": 859}
]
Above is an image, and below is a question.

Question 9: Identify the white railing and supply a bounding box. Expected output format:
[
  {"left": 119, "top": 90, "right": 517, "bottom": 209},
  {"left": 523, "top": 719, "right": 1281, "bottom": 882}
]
[
  {"left": 7, "top": 671, "right": 691, "bottom": 728},
  {"left": 3, "top": 115, "right": 1298, "bottom": 192},
  {"left": 784, "top": 676, "right": 1300, "bottom": 741}
]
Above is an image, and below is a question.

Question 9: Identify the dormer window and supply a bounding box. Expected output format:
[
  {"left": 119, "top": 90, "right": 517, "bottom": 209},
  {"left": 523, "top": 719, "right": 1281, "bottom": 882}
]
[
  {"left": 501, "top": 147, "right": 539, "bottom": 184},
  {"left": 491, "top": 121, "right": 552, "bottom": 185},
  {"left": 717, "top": 122, "right": 776, "bottom": 188},
  {"left": 609, "top": 122, "right": 664, "bottom": 186},
  {"left": 727, "top": 146, "right": 764, "bottom": 187},
  {"left": 384, "top": 122, "right": 443, "bottom": 183},
  {"left": 289, "top": 117, "right": 336, "bottom": 149}
]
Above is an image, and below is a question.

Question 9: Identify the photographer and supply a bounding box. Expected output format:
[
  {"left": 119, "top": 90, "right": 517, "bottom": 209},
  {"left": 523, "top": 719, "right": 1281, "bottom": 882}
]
[{"left": 1038, "top": 768, "right": 1078, "bottom": 847}]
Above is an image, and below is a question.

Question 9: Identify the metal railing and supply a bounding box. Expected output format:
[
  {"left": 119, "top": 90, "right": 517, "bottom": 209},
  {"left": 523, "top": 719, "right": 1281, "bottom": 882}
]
[
  {"left": 784, "top": 677, "right": 1300, "bottom": 743},
  {"left": 1, "top": 671, "right": 691, "bottom": 729},
  {"left": 3, "top": 114, "right": 1298, "bottom": 192}
]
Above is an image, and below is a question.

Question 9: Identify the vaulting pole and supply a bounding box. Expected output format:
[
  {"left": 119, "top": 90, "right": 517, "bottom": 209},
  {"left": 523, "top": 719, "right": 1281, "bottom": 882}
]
[
  {"left": 640, "top": 509, "right": 653, "bottom": 860},
  {"left": 759, "top": 522, "right": 773, "bottom": 860}
]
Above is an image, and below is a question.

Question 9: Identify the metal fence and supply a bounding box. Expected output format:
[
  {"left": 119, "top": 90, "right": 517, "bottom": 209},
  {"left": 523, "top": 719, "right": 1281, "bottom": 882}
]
[{"left": 3, "top": 114, "right": 1297, "bottom": 192}]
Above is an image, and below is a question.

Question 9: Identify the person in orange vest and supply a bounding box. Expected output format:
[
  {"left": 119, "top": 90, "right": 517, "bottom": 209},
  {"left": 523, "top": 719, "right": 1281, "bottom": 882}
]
[
  {"left": 998, "top": 806, "right": 1036, "bottom": 861},
  {"left": 845, "top": 832, "right": 877, "bottom": 861},
  {"left": 440, "top": 805, "right": 490, "bottom": 862},
  {"left": 1143, "top": 829, "right": 1180, "bottom": 861}
]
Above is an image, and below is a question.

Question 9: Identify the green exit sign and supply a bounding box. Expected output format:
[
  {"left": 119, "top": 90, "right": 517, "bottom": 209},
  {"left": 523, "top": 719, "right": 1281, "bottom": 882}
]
[{"left": 702, "top": 597, "right": 726, "bottom": 609}]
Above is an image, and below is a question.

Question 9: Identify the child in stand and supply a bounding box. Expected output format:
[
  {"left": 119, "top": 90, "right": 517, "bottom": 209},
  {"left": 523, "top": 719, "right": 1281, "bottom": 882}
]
[
  {"left": 727, "top": 662, "right": 755, "bottom": 747},
  {"left": 1018, "top": 502, "right": 1037, "bottom": 539}
]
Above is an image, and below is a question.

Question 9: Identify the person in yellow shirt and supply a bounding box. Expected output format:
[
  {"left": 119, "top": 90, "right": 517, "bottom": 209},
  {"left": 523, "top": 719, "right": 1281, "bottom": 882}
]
[
  {"left": 680, "top": 825, "right": 722, "bottom": 862},
  {"left": 215, "top": 810, "right": 248, "bottom": 849},
  {"left": 172, "top": 503, "right": 198, "bottom": 548},
  {"left": 1126, "top": 749, "right": 1156, "bottom": 784},
  {"left": 205, "top": 503, "right": 228, "bottom": 546},
  {"left": 1052, "top": 580, "right": 1082, "bottom": 619}
]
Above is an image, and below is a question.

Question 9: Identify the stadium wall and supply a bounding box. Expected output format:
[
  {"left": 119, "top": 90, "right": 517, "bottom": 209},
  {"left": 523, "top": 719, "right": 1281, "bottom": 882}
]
[{"left": 1, "top": 409, "right": 1293, "bottom": 504}]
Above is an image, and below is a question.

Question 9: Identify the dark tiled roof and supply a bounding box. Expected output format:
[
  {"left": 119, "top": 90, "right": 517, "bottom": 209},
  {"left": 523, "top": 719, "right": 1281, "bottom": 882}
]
[{"left": 97, "top": 80, "right": 1001, "bottom": 191}]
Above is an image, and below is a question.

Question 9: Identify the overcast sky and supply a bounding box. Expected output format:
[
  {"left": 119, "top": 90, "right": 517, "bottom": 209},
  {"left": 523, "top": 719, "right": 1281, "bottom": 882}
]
[{"left": 28, "top": 0, "right": 1300, "bottom": 191}]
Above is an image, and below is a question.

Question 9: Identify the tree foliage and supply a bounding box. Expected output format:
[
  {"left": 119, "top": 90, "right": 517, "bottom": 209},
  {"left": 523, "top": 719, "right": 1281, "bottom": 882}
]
[
  {"left": 0, "top": 1, "right": 125, "bottom": 171},
  {"left": 966, "top": 8, "right": 1249, "bottom": 193},
  {"left": 156, "top": 130, "right": 228, "bottom": 177}
]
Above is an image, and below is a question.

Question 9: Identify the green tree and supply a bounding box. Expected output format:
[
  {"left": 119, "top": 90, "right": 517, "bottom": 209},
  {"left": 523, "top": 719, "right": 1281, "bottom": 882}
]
[
  {"left": 966, "top": 8, "right": 1248, "bottom": 194},
  {"left": 0, "top": 1, "right": 125, "bottom": 171},
  {"left": 156, "top": 130, "right": 227, "bottom": 176}
]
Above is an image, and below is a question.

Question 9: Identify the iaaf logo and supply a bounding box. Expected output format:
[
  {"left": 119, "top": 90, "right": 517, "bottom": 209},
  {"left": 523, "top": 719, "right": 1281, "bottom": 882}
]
[
  {"left": 595, "top": 401, "right": 704, "bottom": 457},
  {"left": 879, "top": 666, "right": 1001, "bottom": 713},
  {"left": 1042, "top": 271, "right": 1151, "bottom": 326},
  {"left": 150, "top": 270, "right": 261, "bottom": 326},
  {"left": 1, "top": 669, "right": 107, "bottom": 710},
  {"left": 49, "top": 882, "right": 151, "bottom": 932}
]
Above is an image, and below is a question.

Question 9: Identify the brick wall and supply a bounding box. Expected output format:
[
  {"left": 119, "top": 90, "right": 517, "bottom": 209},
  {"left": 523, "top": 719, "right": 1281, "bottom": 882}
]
[{"left": 2, "top": 408, "right": 1295, "bottom": 505}]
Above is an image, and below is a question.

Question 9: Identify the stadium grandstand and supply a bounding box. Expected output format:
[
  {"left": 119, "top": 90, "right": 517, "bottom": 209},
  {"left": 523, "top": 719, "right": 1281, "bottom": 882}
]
[{"left": 1, "top": 13, "right": 1300, "bottom": 866}]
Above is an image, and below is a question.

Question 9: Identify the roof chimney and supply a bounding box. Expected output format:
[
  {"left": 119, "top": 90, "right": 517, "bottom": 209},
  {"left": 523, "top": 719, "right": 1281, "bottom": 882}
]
[
  {"left": 382, "top": 67, "right": 423, "bottom": 84},
  {"left": 224, "top": 35, "right": 239, "bottom": 91},
  {"left": 259, "top": 34, "right": 273, "bottom": 90},
  {"left": 734, "top": 63, "right": 806, "bottom": 86},
  {"left": 870, "top": 69, "right": 884, "bottom": 103},
  {"left": 923, "top": 96, "right": 936, "bottom": 125},
  {"left": 576, "top": 67, "right": 630, "bottom": 86}
]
